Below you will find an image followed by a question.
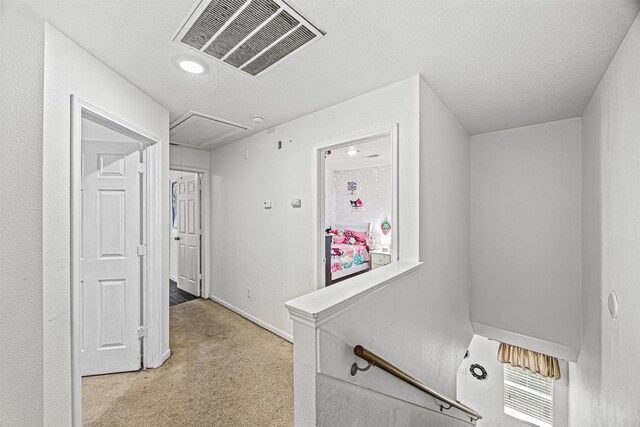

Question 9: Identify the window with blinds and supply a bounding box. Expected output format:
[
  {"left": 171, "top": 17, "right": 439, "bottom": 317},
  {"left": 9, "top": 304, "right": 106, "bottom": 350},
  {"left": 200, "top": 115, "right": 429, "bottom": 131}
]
[{"left": 504, "top": 364, "right": 553, "bottom": 427}]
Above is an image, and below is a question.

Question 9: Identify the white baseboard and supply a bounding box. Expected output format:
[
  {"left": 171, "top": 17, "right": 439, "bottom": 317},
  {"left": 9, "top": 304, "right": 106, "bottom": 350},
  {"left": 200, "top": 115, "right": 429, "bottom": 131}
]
[
  {"left": 162, "top": 349, "right": 171, "bottom": 363},
  {"left": 209, "top": 295, "right": 293, "bottom": 342},
  {"left": 169, "top": 275, "right": 177, "bottom": 282}
]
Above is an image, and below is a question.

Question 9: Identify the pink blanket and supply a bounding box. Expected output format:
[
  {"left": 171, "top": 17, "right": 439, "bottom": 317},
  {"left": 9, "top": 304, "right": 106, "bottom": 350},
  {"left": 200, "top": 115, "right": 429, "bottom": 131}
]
[{"left": 331, "top": 244, "right": 370, "bottom": 273}]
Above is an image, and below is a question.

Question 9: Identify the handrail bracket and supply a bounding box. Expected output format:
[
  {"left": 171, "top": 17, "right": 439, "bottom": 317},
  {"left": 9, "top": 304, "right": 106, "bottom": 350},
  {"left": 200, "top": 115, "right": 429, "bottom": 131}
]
[{"left": 350, "top": 361, "right": 373, "bottom": 376}]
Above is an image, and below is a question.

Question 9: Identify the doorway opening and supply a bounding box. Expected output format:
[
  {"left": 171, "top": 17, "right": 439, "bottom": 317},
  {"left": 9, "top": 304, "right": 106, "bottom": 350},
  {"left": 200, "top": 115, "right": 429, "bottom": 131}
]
[
  {"left": 169, "top": 169, "right": 205, "bottom": 305},
  {"left": 70, "top": 97, "right": 163, "bottom": 424},
  {"left": 315, "top": 125, "right": 398, "bottom": 288},
  {"left": 79, "top": 116, "right": 145, "bottom": 376}
]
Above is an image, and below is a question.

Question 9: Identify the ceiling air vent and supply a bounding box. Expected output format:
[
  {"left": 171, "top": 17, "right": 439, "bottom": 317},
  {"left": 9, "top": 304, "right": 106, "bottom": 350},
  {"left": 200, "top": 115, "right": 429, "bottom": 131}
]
[{"left": 173, "top": 0, "right": 324, "bottom": 77}]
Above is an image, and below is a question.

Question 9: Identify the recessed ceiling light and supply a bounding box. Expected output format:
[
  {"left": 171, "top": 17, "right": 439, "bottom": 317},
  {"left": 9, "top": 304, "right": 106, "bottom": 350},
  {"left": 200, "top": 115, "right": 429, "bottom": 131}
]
[
  {"left": 251, "top": 115, "right": 265, "bottom": 124},
  {"left": 179, "top": 60, "right": 205, "bottom": 74},
  {"left": 346, "top": 148, "right": 359, "bottom": 156}
]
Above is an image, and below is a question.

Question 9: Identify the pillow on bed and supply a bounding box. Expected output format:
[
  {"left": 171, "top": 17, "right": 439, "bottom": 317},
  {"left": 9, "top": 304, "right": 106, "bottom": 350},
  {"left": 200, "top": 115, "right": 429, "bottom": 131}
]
[
  {"left": 343, "top": 230, "right": 368, "bottom": 245},
  {"left": 332, "top": 235, "right": 347, "bottom": 244}
]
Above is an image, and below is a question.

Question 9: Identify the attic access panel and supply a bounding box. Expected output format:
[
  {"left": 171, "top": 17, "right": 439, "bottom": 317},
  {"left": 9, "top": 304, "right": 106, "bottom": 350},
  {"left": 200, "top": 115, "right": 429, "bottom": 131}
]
[
  {"left": 170, "top": 111, "right": 249, "bottom": 149},
  {"left": 173, "top": 0, "right": 324, "bottom": 77}
]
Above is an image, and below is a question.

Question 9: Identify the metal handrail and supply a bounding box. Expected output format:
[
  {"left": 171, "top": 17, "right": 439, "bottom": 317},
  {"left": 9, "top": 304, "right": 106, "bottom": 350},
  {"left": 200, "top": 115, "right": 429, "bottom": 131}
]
[{"left": 351, "top": 345, "right": 482, "bottom": 423}]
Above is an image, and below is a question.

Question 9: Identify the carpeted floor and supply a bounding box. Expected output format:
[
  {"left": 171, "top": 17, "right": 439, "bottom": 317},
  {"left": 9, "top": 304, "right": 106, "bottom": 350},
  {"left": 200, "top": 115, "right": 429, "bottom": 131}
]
[{"left": 82, "top": 299, "right": 293, "bottom": 427}]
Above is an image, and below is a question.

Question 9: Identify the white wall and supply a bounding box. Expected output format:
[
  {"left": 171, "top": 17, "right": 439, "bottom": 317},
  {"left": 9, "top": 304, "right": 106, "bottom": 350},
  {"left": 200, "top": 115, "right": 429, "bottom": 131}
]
[
  {"left": 327, "top": 165, "right": 391, "bottom": 245},
  {"left": 41, "top": 23, "right": 169, "bottom": 425},
  {"left": 415, "top": 76, "right": 474, "bottom": 393},
  {"left": 569, "top": 13, "right": 640, "bottom": 426},
  {"left": 458, "top": 337, "right": 530, "bottom": 427},
  {"left": 317, "top": 374, "right": 469, "bottom": 427},
  {"left": 170, "top": 144, "right": 210, "bottom": 171},
  {"left": 0, "top": 3, "right": 45, "bottom": 424},
  {"left": 209, "top": 76, "right": 421, "bottom": 339},
  {"left": 315, "top": 267, "right": 474, "bottom": 423},
  {"left": 470, "top": 118, "right": 582, "bottom": 360},
  {"left": 457, "top": 335, "right": 568, "bottom": 427}
]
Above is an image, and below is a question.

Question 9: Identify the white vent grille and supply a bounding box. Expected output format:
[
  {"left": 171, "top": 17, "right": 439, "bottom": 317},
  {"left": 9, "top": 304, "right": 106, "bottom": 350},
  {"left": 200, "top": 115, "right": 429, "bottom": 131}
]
[
  {"left": 174, "top": 0, "right": 324, "bottom": 77},
  {"left": 181, "top": 0, "right": 246, "bottom": 49}
]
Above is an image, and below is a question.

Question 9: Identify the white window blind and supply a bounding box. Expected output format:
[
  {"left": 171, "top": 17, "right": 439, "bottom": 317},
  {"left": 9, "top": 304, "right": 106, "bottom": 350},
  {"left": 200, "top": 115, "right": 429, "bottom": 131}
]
[{"left": 504, "top": 364, "right": 553, "bottom": 427}]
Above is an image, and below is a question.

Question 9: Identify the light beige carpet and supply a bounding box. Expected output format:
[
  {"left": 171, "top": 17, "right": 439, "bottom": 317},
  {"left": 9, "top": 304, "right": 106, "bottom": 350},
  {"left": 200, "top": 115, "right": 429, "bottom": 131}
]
[{"left": 82, "top": 299, "right": 293, "bottom": 427}]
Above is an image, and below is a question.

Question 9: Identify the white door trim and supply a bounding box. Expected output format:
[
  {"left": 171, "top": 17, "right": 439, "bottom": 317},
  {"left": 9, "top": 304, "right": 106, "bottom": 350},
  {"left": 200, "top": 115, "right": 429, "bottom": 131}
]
[
  {"left": 70, "top": 96, "right": 163, "bottom": 426},
  {"left": 312, "top": 124, "right": 399, "bottom": 289},
  {"left": 169, "top": 165, "right": 211, "bottom": 299}
]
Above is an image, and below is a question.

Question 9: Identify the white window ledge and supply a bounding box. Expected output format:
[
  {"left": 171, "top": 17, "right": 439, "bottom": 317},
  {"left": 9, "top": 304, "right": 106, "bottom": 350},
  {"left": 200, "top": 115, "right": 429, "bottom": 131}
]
[{"left": 285, "top": 261, "right": 422, "bottom": 327}]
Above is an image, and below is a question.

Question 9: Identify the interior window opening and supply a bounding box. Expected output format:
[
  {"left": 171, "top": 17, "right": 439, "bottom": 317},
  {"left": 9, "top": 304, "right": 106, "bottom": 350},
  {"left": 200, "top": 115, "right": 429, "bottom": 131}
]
[{"left": 322, "top": 134, "right": 394, "bottom": 286}]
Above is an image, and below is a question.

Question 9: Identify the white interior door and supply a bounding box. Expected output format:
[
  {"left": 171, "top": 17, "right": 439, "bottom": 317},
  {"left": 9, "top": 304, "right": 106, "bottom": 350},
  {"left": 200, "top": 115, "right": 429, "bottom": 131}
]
[
  {"left": 81, "top": 139, "right": 142, "bottom": 376},
  {"left": 177, "top": 174, "right": 201, "bottom": 297}
]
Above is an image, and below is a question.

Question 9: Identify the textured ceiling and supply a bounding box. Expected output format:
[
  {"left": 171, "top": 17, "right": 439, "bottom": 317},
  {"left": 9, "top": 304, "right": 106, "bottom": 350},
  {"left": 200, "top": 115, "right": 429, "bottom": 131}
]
[{"left": 23, "top": 0, "right": 640, "bottom": 144}]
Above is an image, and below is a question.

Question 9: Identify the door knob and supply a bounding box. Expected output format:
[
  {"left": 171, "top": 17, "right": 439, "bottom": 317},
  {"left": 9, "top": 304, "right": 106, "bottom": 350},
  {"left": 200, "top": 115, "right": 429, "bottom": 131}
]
[{"left": 174, "top": 237, "right": 181, "bottom": 240}]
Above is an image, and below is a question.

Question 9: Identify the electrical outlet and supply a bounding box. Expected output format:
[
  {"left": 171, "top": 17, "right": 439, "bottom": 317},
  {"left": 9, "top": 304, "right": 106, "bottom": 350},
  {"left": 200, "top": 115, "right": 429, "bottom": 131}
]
[{"left": 247, "top": 287, "right": 252, "bottom": 298}]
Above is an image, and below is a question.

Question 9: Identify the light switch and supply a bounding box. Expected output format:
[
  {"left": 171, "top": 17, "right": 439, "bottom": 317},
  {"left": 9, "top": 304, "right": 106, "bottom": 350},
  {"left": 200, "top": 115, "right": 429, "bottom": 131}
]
[
  {"left": 264, "top": 201, "right": 272, "bottom": 209},
  {"left": 291, "top": 199, "right": 302, "bottom": 208}
]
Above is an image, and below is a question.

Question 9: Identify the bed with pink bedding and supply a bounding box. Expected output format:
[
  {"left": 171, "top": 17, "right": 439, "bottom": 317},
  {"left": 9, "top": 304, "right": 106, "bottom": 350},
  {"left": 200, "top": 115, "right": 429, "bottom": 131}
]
[
  {"left": 325, "top": 224, "right": 372, "bottom": 285},
  {"left": 330, "top": 244, "right": 370, "bottom": 274}
]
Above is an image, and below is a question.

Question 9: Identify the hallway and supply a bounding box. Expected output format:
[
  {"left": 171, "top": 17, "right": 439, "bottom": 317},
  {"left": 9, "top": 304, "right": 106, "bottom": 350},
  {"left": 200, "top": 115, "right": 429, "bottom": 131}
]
[{"left": 82, "top": 299, "right": 293, "bottom": 426}]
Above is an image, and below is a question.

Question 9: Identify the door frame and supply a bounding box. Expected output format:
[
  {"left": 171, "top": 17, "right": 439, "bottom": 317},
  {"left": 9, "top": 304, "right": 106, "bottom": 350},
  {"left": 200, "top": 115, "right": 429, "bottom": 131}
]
[
  {"left": 70, "top": 96, "right": 163, "bottom": 425},
  {"left": 169, "top": 166, "right": 211, "bottom": 299},
  {"left": 312, "top": 124, "right": 399, "bottom": 289}
]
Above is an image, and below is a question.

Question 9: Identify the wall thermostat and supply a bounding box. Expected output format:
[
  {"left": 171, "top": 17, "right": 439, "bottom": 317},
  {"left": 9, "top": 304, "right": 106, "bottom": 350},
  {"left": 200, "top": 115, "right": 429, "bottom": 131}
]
[
  {"left": 290, "top": 199, "right": 302, "bottom": 208},
  {"left": 263, "top": 201, "right": 272, "bottom": 209}
]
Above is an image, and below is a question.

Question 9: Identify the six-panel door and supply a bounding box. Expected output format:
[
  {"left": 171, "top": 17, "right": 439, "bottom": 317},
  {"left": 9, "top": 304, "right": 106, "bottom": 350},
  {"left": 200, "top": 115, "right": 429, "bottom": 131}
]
[
  {"left": 177, "top": 175, "right": 201, "bottom": 297},
  {"left": 81, "top": 140, "right": 142, "bottom": 376}
]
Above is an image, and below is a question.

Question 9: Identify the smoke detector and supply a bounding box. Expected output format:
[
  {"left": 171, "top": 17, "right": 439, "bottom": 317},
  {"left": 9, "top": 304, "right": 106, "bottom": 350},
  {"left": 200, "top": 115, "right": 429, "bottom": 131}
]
[{"left": 173, "top": 0, "right": 325, "bottom": 77}]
